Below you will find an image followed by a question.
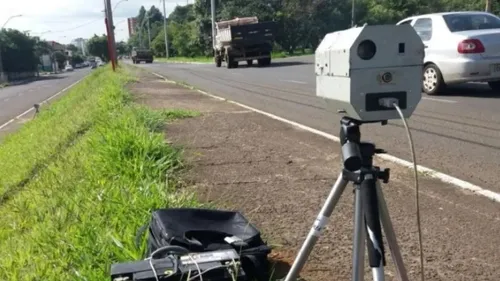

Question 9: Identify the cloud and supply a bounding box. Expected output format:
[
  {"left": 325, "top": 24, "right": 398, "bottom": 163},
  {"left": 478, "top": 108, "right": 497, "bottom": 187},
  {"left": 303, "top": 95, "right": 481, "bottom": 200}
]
[{"left": 1, "top": 0, "right": 191, "bottom": 44}]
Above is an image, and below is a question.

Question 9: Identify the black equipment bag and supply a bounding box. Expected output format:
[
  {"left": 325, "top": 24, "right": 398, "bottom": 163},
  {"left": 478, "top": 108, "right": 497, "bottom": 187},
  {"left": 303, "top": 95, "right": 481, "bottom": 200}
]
[{"left": 143, "top": 208, "right": 272, "bottom": 281}]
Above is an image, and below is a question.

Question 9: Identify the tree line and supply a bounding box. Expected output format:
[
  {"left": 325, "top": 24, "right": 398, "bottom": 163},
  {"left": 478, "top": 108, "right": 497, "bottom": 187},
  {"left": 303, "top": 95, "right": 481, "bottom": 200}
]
[
  {"left": 1, "top": 29, "right": 90, "bottom": 81},
  {"left": 128, "top": 0, "right": 499, "bottom": 58}
]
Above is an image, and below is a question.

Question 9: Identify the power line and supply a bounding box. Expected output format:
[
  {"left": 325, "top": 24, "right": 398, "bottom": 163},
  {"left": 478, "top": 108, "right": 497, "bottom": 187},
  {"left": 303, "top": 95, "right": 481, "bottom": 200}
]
[{"left": 48, "top": 18, "right": 102, "bottom": 34}]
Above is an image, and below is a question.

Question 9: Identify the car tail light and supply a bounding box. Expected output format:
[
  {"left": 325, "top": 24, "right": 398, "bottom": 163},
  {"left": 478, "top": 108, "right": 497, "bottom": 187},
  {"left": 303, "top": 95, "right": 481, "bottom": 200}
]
[{"left": 457, "top": 39, "right": 485, "bottom": 54}]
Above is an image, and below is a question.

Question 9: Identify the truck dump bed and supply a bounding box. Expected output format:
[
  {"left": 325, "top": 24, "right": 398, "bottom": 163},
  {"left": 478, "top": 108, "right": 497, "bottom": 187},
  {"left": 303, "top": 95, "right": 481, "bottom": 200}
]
[{"left": 215, "top": 17, "right": 276, "bottom": 47}]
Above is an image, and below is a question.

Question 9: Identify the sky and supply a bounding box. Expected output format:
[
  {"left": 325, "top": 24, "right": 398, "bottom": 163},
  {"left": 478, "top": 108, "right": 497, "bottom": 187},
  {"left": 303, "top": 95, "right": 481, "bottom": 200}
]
[{"left": 0, "top": 0, "right": 194, "bottom": 44}]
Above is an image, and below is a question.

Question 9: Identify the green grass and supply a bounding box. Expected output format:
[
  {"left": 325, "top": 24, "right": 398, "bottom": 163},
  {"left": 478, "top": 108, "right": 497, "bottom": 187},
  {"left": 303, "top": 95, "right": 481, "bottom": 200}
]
[
  {"left": 155, "top": 49, "right": 313, "bottom": 64},
  {"left": 0, "top": 66, "right": 200, "bottom": 280}
]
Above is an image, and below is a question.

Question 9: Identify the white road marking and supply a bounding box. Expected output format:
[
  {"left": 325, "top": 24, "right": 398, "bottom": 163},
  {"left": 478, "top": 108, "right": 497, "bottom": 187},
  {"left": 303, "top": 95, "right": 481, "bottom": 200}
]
[
  {"left": 19, "top": 93, "right": 24, "bottom": 96},
  {"left": 152, "top": 71, "right": 500, "bottom": 204},
  {"left": 422, "top": 97, "right": 457, "bottom": 103},
  {"left": 281, "top": 79, "right": 307, "bottom": 84},
  {"left": 0, "top": 78, "right": 86, "bottom": 131},
  {"left": 3, "top": 98, "right": 9, "bottom": 102}
]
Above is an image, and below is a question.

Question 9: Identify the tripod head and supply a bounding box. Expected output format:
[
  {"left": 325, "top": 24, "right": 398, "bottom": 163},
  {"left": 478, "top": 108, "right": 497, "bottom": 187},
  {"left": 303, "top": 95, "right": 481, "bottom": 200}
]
[{"left": 339, "top": 117, "right": 388, "bottom": 176}]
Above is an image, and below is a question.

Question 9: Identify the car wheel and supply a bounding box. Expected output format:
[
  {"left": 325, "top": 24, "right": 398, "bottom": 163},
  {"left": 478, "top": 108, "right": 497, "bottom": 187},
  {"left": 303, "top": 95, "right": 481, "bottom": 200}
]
[
  {"left": 488, "top": 81, "right": 500, "bottom": 91},
  {"left": 422, "top": 63, "right": 445, "bottom": 95}
]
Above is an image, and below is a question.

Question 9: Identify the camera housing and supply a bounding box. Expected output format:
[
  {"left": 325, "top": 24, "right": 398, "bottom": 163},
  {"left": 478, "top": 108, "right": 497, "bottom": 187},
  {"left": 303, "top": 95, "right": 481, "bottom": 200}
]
[{"left": 315, "top": 24, "right": 425, "bottom": 122}]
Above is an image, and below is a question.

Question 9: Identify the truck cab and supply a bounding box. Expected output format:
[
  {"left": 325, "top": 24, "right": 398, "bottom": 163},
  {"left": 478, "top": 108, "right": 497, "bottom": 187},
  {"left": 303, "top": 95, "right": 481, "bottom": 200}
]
[
  {"left": 131, "top": 48, "right": 154, "bottom": 64},
  {"left": 214, "top": 17, "right": 277, "bottom": 69}
]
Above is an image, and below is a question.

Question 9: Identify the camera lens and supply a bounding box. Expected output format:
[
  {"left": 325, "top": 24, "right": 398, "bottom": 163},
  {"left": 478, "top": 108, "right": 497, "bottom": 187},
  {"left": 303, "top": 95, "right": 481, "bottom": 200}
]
[{"left": 357, "top": 40, "right": 376, "bottom": 60}]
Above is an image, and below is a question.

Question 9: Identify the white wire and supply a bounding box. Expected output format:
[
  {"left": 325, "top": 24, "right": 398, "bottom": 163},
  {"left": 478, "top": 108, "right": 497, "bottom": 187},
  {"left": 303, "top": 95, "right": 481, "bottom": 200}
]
[
  {"left": 187, "top": 254, "right": 203, "bottom": 281},
  {"left": 187, "top": 264, "right": 233, "bottom": 281},
  {"left": 147, "top": 257, "right": 160, "bottom": 281},
  {"left": 392, "top": 103, "right": 425, "bottom": 281},
  {"left": 147, "top": 246, "right": 185, "bottom": 281}
]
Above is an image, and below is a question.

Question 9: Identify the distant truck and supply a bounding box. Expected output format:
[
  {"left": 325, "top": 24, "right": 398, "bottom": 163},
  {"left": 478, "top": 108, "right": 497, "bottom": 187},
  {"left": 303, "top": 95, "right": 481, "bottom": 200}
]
[
  {"left": 131, "top": 48, "right": 154, "bottom": 64},
  {"left": 214, "top": 17, "right": 277, "bottom": 69}
]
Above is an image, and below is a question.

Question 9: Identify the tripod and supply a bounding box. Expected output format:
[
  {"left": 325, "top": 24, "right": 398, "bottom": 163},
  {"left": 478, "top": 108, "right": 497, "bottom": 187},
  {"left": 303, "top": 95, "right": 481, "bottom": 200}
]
[{"left": 284, "top": 117, "right": 409, "bottom": 281}]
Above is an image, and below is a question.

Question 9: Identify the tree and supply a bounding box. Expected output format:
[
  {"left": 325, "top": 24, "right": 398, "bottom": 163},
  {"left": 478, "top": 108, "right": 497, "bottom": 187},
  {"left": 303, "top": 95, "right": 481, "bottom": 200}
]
[
  {"left": 132, "top": 0, "right": 500, "bottom": 58},
  {"left": 87, "top": 34, "right": 109, "bottom": 61},
  {"left": 70, "top": 54, "right": 84, "bottom": 66},
  {"left": 66, "top": 44, "right": 79, "bottom": 52},
  {"left": 53, "top": 51, "right": 67, "bottom": 69},
  {"left": 116, "top": 41, "right": 130, "bottom": 55},
  {"left": 0, "top": 29, "right": 38, "bottom": 79}
]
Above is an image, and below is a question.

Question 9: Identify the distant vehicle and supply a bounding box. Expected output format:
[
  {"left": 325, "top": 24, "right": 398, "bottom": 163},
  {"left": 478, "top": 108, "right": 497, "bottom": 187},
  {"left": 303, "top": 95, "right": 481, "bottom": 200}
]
[
  {"left": 64, "top": 65, "right": 74, "bottom": 72},
  {"left": 397, "top": 11, "right": 500, "bottom": 95},
  {"left": 214, "top": 17, "right": 277, "bottom": 69},
  {"left": 131, "top": 48, "right": 153, "bottom": 64}
]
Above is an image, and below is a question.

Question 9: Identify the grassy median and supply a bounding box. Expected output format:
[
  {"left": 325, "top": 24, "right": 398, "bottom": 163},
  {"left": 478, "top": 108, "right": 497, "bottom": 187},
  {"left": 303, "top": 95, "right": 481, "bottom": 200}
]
[
  {"left": 0, "top": 67, "right": 199, "bottom": 280},
  {"left": 155, "top": 49, "right": 314, "bottom": 63}
]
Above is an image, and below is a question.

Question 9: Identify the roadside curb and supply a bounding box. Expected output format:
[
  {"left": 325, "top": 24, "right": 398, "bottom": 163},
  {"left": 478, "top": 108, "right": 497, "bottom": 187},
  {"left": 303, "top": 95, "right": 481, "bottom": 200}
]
[{"left": 150, "top": 71, "right": 500, "bottom": 204}]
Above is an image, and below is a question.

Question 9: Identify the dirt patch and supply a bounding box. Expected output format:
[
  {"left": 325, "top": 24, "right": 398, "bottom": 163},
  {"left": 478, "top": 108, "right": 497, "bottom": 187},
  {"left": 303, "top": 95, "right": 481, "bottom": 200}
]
[{"left": 128, "top": 69, "right": 500, "bottom": 281}]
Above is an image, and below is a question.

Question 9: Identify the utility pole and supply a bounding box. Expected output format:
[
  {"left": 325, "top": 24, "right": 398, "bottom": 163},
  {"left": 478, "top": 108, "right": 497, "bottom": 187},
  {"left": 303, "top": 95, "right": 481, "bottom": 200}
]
[
  {"left": 104, "top": 0, "right": 118, "bottom": 68},
  {"left": 138, "top": 24, "right": 143, "bottom": 48},
  {"left": 104, "top": 0, "right": 117, "bottom": 70},
  {"left": 147, "top": 16, "right": 151, "bottom": 48},
  {"left": 485, "top": 0, "right": 492, "bottom": 12},
  {"left": 211, "top": 0, "right": 216, "bottom": 50},
  {"left": 162, "top": 0, "right": 169, "bottom": 58},
  {"left": 351, "top": 0, "right": 355, "bottom": 27}
]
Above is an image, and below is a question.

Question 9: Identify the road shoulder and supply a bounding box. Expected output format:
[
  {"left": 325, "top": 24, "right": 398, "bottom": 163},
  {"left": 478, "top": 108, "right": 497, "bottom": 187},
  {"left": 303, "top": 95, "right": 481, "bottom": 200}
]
[{"left": 129, "top": 70, "right": 500, "bottom": 281}]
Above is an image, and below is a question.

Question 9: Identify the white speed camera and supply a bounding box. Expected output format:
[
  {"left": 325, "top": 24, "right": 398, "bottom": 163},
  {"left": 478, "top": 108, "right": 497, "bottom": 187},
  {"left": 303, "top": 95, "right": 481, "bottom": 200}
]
[{"left": 315, "top": 24, "right": 425, "bottom": 122}]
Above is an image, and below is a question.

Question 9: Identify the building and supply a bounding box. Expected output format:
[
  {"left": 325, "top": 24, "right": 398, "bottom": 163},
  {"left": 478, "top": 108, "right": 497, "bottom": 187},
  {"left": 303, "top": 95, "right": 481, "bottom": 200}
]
[
  {"left": 71, "top": 38, "right": 88, "bottom": 56},
  {"left": 127, "top": 18, "right": 138, "bottom": 37},
  {"left": 49, "top": 41, "right": 65, "bottom": 51}
]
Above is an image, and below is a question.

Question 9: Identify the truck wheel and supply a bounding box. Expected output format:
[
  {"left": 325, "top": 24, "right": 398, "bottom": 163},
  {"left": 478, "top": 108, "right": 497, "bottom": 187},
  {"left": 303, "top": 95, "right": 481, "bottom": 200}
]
[
  {"left": 232, "top": 61, "right": 239, "bottom": 68},
  {"left": 226, "top": 55, "right": 234, "bottom": 69},
  {"left": 258, "top": 58, "right": 271, "bottom": 67},
  {"left": 247, "top": 60, "right": 253, "bottom": 66},
  {"left": 215, "top": 56, "right": 222, "bottom": 67}
]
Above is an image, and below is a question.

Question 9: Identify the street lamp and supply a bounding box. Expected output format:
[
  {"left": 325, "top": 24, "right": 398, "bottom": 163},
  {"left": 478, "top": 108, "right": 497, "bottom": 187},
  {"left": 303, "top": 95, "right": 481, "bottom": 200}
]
[
  {"left": 113, "top": 0, "right": 128, "bottom": 12},
  {"left": 2, "top": 14, "right": 23, "bottom": 29}
]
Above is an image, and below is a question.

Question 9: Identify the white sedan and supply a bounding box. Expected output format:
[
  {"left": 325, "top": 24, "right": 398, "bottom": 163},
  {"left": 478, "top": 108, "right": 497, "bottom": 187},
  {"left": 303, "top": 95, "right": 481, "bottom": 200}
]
[{"left": 397, "top": 11, "right": 500, "bottom": 95}]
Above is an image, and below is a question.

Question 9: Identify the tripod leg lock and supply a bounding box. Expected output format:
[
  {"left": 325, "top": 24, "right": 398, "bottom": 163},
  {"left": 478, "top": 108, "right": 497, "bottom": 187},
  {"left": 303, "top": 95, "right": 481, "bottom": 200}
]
[
  {"left": 377, "top": 168, "right": 390, "bottom": 184},
  {"left": 342, "top": 167, "right": 390, "bottom": 184}
]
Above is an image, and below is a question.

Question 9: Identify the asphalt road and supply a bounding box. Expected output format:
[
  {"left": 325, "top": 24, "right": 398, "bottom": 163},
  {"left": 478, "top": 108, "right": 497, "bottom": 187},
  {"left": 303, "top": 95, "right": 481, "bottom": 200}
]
[
  {"left": 0, "top": 69, "right": 90, "bottom": 126},
  {"left": 135, "top": 56, "right": 500, "bottom": 193}
]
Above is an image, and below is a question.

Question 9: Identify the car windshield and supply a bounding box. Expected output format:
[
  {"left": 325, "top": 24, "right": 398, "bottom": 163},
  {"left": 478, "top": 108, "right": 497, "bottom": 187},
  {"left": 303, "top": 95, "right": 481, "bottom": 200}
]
[{"left": 443, "top": 13, "right": 500, "bottom": 32}]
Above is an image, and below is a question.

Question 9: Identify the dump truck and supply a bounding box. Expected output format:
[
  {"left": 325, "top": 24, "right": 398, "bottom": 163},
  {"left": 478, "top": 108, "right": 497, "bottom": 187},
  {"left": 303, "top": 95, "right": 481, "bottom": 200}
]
[
  {"left": 214, "top": 17, "right": 277, "bottom": 69},
  {"left": 131, "top": 48, "right": 154, "bottom": 64}
]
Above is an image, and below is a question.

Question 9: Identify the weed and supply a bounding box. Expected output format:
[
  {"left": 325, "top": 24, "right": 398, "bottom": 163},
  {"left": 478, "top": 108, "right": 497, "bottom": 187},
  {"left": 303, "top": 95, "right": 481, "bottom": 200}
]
[{"left": 0, "top": 66, "right": 199, "bottom": 281}]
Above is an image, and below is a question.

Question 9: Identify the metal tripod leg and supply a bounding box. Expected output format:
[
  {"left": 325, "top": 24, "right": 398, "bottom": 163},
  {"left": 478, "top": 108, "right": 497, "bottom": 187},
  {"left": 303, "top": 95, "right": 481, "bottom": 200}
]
[
  {"left": 376, "top": 182, "right": 410, "bottom": 281},
  {"left": 284, "top": 173, "right": 349, "bottom": 281},
  {"left": 352, "top": 185, "right": 366, "bottom": 281}
]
